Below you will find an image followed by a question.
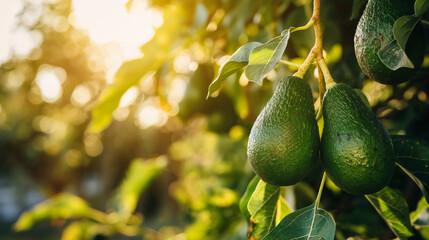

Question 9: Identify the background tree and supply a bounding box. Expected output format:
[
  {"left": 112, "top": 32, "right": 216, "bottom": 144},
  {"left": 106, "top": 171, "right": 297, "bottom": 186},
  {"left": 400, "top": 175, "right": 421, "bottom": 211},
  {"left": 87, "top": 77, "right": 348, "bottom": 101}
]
[{"left": 0, "top": 0, "right": 428, "bottom": 239}]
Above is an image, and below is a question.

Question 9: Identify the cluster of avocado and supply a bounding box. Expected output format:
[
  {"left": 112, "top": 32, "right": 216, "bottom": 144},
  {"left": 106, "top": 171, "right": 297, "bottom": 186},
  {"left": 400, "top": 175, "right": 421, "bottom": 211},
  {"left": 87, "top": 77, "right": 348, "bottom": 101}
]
[
  {"left": 247, "top": 76, "right": 395, "bottom": 195},
  {"left": 247, "top": 0, "right": 426, "bottom": 195}
]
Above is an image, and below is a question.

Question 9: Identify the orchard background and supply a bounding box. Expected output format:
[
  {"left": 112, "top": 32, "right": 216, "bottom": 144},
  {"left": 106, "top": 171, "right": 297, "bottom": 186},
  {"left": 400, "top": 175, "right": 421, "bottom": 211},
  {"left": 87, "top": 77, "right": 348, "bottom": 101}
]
[{"left": 0, "top": 0, "right": 429, "bottom": 239}]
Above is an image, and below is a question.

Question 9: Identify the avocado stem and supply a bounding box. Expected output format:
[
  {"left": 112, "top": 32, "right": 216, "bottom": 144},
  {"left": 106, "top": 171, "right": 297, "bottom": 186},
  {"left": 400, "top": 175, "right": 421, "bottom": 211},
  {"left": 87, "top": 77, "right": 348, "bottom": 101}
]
[
  {"left": 317, "top": 59, "right": 335, "bottom": 89},
  {"left": 311, "top": 0, "right": 323, "bottom": 61},
  {"left": 292, "top": 53, "right": 315, "bottom": 78},
  {"left": 315, "top": 171, "right": 327, "bottom": 207}
]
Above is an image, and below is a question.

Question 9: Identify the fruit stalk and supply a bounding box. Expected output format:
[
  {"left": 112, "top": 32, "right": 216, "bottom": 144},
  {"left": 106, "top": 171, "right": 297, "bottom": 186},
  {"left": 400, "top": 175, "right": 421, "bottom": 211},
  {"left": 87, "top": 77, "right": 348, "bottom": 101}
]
[
  {"left": 293, "top": 0, "right": 334, "bottom": 95},
  {"left": 315, "top": 172, "right": 327, "bottom": 207}
]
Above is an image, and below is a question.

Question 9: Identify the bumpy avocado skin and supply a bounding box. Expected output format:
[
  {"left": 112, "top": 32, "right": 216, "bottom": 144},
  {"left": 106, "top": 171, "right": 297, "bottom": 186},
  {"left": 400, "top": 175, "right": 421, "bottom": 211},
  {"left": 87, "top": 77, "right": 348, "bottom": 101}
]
[
  {"left": 354, "top": 0, "right": 425, "bottom": 85},
  {"left": 247, "top": 76, "right": 320, "bottom": 186},
  {"left": 321, "top": 84, "right": 395, "bottom": 195}
]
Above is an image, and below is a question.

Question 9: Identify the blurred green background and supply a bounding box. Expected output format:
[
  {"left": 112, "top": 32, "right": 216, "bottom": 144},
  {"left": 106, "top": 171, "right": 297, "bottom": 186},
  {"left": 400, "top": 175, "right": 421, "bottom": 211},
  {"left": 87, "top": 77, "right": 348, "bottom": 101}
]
[{"left": 0, "top": 0, "right": 429, "bottom": 239}]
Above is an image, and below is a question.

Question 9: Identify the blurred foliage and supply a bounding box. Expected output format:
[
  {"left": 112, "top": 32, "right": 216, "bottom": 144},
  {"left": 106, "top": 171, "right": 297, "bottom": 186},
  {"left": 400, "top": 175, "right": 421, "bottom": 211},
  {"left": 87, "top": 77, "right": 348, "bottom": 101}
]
[{"left": 0, "top": 0, "right": 428, "bottom": 239}]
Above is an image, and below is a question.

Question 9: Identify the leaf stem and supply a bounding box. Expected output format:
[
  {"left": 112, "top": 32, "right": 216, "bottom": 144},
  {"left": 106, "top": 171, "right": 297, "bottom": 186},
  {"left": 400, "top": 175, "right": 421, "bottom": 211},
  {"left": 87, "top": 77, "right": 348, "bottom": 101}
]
[
  {"left": 279, "top": 60, "right": 301, "bottom": 68},
  {"left": 291, "top": 20, "right": 315, "bottom": 33},
  {"left": 315, "top": 172, "right": 327, "bottom": 207}
]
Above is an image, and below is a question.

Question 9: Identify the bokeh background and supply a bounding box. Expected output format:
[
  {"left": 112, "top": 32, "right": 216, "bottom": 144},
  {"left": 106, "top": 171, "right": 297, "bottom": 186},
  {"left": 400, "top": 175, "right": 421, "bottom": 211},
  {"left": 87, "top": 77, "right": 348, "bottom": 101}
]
[{"left": 0, "top": 0, "right": 429, "bottom": 239}]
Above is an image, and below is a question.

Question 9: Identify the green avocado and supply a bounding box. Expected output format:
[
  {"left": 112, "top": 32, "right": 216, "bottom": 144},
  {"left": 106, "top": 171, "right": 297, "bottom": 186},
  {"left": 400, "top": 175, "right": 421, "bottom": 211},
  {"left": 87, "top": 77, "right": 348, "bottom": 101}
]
[
  {"left": 321, "top": 84, "right": 395, "bottom": 195},
  {"left": 354, "top": 0, "right": 425, "bottom": 85},
  {"left": 247, "top": 76, "right": 319, "bottom": 186}
]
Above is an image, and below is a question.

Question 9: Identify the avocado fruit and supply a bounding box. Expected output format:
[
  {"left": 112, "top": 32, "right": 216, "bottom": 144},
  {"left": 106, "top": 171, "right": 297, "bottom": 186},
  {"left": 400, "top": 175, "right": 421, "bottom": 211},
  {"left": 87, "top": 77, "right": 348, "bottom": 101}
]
[
  {"left": 321, "top": 83, "right": 395, "bottom": 195},
  {"left": 247, "top": 76, "right": 319, "bottom": 186},
  {"left": 354, "top": 0, "right": 425, "bottom": 85}
]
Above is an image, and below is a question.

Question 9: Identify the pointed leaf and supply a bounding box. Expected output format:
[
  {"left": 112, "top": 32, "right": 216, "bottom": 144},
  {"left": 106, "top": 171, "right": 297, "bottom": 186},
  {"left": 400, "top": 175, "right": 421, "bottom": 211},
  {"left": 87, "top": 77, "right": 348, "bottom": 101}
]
[
  {"left": 410, "top": 197, "right": 429, "bottom": 227},
  {"left": 14, "top": 193, "right": 92, "bottom": 231},
  {"left": 350, "top": 0, "right": 367, "bottom": 20},
  {"left": 393, "top": 15, "right": 421, "bottom": 57},
  {"left": 365, "top": 187, "right": 414, "bottom": 240},
  {"left": 247, "top": 180, "right": 282, "bottom": 239},
  {"left": 415, "top": 0, "right": 429, "bottom": 17},
  {"left": 262, "top": 202, "right": 335, "bottom": 240},
  {"left": 239, "top": 176, "right": 260, "bottom": 221},
  {"left": 378, "top": 39, "right": 414, "bottom": 71},
  {"left": 207, "top": 42, "right": 262, "bottom": 98},
  {"left": 245, "top": 29, "right": 291, "bottom": 85},
  {"left": 392, "top": 135, "right": 429, "bottom": 202},
  {"left": 275, "top": 196, "right": 292, "bottom": 226},
  {"left": 109, "top": 157, "right": 167, "bottom": 220}
]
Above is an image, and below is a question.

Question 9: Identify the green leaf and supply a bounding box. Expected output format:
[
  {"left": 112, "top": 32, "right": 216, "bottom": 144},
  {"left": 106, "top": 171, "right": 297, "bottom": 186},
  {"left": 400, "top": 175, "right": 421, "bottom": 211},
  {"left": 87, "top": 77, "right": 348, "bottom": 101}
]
[
  {"left": 275, "top": 196, "right": 292, "bottom": 226},
  {"left": 207, "top": 42, "right": 262, "bottom": 98},
  {"left": 378, "top": 39, "right": 414, "bottom": 71},
  {"left": 239, "top": 176, "right": 260, "bottom": 221},
  {"left": 365, "top": 187, "right": 414, "bottom": 240},
  {"left": 392, "top": 135, "right": 429, "bottom": 202},
  {"left": 262, "top": 202, "right": 335, "bottom": 240},
  {"left": 247, "top": 180, "right": 282, "bottom": 239},
  {"left": 410, "top": 197, "right": 429, "bottom": 227},
  {"left": 109, "top": 156, "right": 167, "bottom": 220},
  {"left": 394, "top": 15, "right": 421, "bottom": 58},
  {"left": 14, "top": 193, "right": 91, "bottom": 231},
  {"left": 61, "top": 221, "right": 100, "bottom": 240},
  {"left": 244, "top": 29, "right": 291, "bottom": 85},
  {"left": 378, "top": 14, "right": 423, "bottom": 71},
  {"left": 88, "top": 58, "right": 162, "bottom": 133},
  {"left": 415, "top": 0, "right": 429, "bottom": 17},
  {"left": 350, "top": 0, "right": 367, "bottom": 20}
]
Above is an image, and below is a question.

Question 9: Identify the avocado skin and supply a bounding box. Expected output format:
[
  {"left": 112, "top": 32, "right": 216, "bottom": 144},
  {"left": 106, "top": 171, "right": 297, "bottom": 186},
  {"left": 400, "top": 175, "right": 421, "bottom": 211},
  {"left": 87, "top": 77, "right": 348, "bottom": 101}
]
[
  {"left": 354, "top": 0, "right": 425, "bottom": 85},
  {"left": 321, "top": 84, "right": 395, "bottom": 195},
  {"left": 247, "top": 76, "right": 319, "bottom": 186}
]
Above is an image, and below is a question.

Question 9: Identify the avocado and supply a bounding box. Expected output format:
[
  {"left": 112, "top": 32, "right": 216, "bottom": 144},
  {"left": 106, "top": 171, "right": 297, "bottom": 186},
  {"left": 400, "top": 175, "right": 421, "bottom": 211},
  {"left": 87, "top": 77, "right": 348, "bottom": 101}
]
[
  {"left": 247, "top": 76, "right": 319, "bottom": 186},
  {"left": 354, "top": 0, "right": 425, "bottom": 85},
  {"left": 321, "top": 83, "right": 395, "bottom": 195}
]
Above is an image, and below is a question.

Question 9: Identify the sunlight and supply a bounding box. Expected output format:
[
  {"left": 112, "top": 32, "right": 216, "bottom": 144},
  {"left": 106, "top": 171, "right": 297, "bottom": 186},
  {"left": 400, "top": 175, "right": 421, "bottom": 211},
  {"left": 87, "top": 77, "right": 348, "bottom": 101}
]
[
  {"left": 119, "top": 87, "right": 139, "bottom": 108},
  {"left": 71, "top": 0, "right": 163, "bottom": 60},
  {"left": 35, "top": 65, "right": 66, "bottom": 103},
  {"left": 71, "top": 84, "right": 92, "bottom": 106},
  {"left": 136, "top": 100, "right": 168, "bottom": 129},
  {"left": 0, "top": 1, "right": 43, "bottom": 64}
]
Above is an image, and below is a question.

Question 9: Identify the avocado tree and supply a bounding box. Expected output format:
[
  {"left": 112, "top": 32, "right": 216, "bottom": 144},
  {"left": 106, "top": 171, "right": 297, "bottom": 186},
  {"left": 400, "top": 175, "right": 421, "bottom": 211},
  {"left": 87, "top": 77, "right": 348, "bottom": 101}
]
[
  {"left": 9, "top": 0, "right": 429, "bottom": 239},
  {"left": 211, "top": 0, "right": 429, "bottom": 238}
]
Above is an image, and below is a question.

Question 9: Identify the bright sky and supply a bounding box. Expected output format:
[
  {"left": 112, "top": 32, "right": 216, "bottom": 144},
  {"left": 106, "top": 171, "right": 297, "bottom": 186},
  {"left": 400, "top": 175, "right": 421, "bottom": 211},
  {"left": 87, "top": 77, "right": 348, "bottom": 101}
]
[
  {"left": 0, "top": 0, "right": 170, "bottom": 129},
  {"left": 0, "top": 0, "right": 163, "bottom": 64},
  {"left": 71, "top": 0, "right": 162, "bottom": 60},
  {"left": 0, "top": 0, "right": 40, "bottom": 64}
]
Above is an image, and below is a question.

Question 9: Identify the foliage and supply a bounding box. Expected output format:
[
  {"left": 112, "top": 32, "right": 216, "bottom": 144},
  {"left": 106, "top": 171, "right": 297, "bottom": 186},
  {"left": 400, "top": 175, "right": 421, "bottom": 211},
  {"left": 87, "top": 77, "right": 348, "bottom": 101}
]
[
  {"left": 14, "top": 157, "right": 166, "bottom": 239},
  {"left": 366, "top": 187, "right": 414, "bottom": 239},
  {"left": 0, "top": 0, "right": 428, "bottom": 239}
]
